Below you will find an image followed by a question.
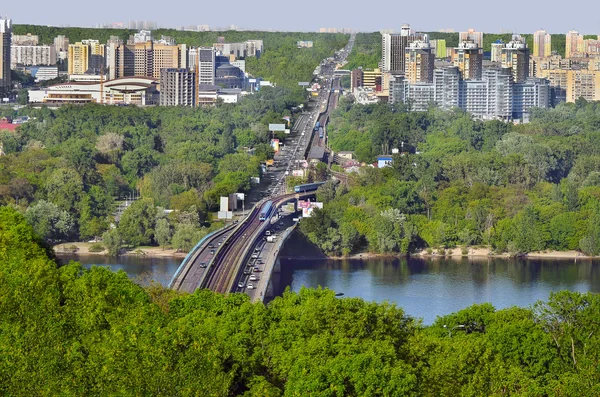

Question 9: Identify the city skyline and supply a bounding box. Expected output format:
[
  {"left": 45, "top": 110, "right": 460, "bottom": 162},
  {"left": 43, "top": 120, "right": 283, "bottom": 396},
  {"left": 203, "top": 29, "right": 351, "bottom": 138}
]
[{"left": 2, "top": 0, "right": 600, "bottom": 34}]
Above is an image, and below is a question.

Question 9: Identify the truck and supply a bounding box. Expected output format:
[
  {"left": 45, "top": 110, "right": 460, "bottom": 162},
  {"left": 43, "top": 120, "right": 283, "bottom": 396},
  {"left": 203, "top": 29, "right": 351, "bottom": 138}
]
[{"left": 267, "top": 236, "right": 277, "bottom": 243}]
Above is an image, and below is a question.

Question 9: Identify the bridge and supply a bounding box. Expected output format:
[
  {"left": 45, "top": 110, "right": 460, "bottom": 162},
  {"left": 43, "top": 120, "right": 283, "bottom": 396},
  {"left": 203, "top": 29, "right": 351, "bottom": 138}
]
[{"left": 170, "top": 34, "right": 355, "bottom": 299}]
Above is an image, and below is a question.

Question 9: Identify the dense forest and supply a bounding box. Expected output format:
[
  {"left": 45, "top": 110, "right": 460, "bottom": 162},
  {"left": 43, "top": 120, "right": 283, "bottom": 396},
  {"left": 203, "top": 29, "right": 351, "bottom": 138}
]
[
  {"left": 1, "top": 206, "right": 599, "bottom": 396},
  {"left": 0, "top": 86, "right": 306, "bottom": 249},
  {"left": 300, "top": 99, "right": 600, "bottom": 256},
  {"left": 12, "top": 24, "right": 349, "bottom": 89}
]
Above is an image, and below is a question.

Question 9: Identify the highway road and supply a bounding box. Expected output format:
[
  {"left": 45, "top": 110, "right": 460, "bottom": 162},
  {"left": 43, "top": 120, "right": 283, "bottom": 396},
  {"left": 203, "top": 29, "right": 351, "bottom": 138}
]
[{"left": 173, "top": 36, "right": 355, "bottom": 295}]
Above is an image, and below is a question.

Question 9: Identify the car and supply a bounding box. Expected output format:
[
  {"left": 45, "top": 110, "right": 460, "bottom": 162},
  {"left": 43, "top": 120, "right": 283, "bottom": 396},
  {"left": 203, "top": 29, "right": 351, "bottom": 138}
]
[
  {"left": 238, "top": 282, "right": 245, "bottom": 288},
  {"left": 256, "top": 259, "right": 263, "bottom": 264},
  {"left": 208, "top": 244, "right": 214, "bottom": 248},
  {"left": 200, "top": 262, "right": 207, "bottom": 268},
  {"left": 249, "top": 275, "right": 258, "bottom": 281},
  {"left": 253, "top": 266, "right": 261, "bottom": 272},
  {"left": 244, "top": 269, "right": 251, "bottom": 275},
  {"left": 210, "top": 249, "right": 215, "bottom": 254},
  {"left": 254, "top": 248, "right": 260, "bottom": 253},
  {"left": 279, "top": 222, "right": 284, "bottom": 226},
  {"left": 251, "top": 254, "right": 258, "bottom": 259},
  {"left": 247, "top": 283, "right": 255, "bottom": 289},
  {"left": 217, "top": 242, "right": 221, "bottom": 246}
]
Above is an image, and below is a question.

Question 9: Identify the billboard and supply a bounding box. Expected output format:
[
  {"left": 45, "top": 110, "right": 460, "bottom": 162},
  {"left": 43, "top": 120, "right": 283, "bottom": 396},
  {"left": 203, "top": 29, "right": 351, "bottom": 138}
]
[
  {"left": 219, "top": 196, "right": 229, "bottom": 212},
  {"left": 302, "top": 202, "right": 323, "bottom": 218},
  {"left": 292, "top": 169, "right": 304, "bottom": 177},
  {"left": 269, "top": 123, "right": 286, "bottom": 131},
  {"left": 270, "top": 139, "right": 280, "bottom": 153},
  {"left": 298, "top": 200, "right": 311, "bottom": 209},
  {"left": 298, "top": 82, "right": 310, "bottom": 86}
]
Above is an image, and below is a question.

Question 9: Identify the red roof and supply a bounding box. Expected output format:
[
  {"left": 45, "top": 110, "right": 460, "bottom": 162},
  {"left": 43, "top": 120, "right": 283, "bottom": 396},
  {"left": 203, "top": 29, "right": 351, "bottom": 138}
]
[{"left": 0, "top": 123, "right": 18, "bottom": 132}]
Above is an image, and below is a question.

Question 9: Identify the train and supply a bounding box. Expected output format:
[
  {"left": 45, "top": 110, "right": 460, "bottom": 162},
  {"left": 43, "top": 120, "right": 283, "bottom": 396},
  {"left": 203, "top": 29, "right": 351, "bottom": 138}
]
[
  {"left": 294, "top": 182, "right": 326, "bottom": 193},
  {"left": 259, "top": 201, "right": 274, "bottom": 221}
]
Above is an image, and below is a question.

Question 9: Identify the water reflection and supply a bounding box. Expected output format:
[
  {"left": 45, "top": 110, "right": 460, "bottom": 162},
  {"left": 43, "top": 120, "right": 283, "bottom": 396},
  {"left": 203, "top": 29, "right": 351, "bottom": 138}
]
[
  {"left": 55, "top": 254, "right": 181, "bottom": 286},
  {"left": 278, "top": 256, "right": 600, "bottom": 324}
]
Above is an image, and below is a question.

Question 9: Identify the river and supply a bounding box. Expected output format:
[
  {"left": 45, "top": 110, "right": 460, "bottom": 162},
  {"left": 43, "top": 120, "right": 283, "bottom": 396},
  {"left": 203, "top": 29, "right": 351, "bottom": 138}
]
[{"left": 56, "top": 253, "right": 600, "bottom": 325}]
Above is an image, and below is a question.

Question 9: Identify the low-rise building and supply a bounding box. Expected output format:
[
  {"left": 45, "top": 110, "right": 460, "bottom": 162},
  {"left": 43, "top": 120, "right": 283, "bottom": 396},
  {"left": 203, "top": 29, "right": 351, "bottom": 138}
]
[{"left": 28, "top": 76, "right": 158, "bottom": 105}]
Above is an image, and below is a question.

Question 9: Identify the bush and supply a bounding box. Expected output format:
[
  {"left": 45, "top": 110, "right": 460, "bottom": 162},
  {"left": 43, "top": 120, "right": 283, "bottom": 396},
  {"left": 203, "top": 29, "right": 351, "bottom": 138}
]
[{"left": 88, "top": 242, "right": 105, "bottom": 252}]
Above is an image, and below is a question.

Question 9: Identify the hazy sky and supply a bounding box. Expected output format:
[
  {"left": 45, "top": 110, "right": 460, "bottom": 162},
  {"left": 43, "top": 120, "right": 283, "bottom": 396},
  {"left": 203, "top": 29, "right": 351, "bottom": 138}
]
[{"left": 2, "top": 0, "right": 600, "bottom": 34}]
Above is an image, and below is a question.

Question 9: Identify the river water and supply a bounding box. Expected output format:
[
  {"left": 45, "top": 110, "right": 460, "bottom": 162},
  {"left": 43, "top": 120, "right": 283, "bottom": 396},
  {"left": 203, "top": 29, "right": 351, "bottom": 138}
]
[{"left": 56, "top": 253, "right": 600, "bottom": 325}]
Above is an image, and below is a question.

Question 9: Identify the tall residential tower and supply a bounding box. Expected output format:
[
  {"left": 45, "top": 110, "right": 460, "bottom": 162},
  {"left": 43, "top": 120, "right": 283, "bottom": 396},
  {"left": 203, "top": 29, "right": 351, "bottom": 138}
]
[
  {"left": 0, "top": 17, "right": 11, "bottom": 94},
  {"left": 533, "top": 29, "right": 551, "bottom": 58}
]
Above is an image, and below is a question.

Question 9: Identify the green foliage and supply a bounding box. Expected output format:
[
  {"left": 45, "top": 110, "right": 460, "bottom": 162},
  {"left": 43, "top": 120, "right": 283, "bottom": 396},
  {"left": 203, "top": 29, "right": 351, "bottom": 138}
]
[
  {"left": 118, "top": 199, "right": 157, "bottom": 247},
  {"left": 318, "top": 100, "right": 600, "bottom": 255},
  {"left": 102, "top": 228, "right": 121, "bottom": 256},
  {"left": 2, "top": 208, "right": 600, "bottom": 395},
  {"left": 88, "top": 242, "right": 105, "bottom": 252}
]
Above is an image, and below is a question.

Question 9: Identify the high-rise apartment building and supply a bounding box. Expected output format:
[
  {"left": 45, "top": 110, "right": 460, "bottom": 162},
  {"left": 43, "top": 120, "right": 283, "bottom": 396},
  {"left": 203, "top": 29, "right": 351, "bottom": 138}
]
[
  {"left": 12, "top": 33, "right": 38, "bottom": 46},
  {"left": 11, "top": 45, "right": 56, "bottom": 68},
  {"left": 459, "top": 29, "right": 483, "bottom": 48},
  {"left": 197, "top": 47, "right": 216, "bottom": 85},
  {"left": 391, "top": 66, "right": 550, "bottom": 120},
  {"left": 433, "top": 66, "right": 461, "bottom": 109},
  {"left": 405, "top": 37, "right": 435, "bottom": 83},
  {"left": 351, "top": 68, "right": 364, "bottom": 91},
  {"left": 68, "top": 40, "right": 105, "bottom": 75},
  {"left": 502, "top": 35, "right": 529, "bottom": 83},
  {"left": 381, "top": 24, "right": 413, "bottom": 73},
  {"left": 54, "top": 35, "right": 69, "bottom": 61},
  {"left": 109, "top": 39, "right": 187, "bottom": 80},
  {"left": 565, "top": 30, "right": 584, "bottom": 58},
  {"left": 452, "top": 41, "right": 483, "bottom": 80},
  {"left": 159, "top": 68, "right": 196, "bottom": 107},
  {"left": 491, "top": 40, "right": 505, "bottom": 62},
  {"left": 430, "top": 39, "right": 446, "bottom": 59},
  {"left": 0, "top": 17, "right": 11, "bottom": 93},
  {"left": 533, "top": 29, "right": 551, "bottom": 58}
]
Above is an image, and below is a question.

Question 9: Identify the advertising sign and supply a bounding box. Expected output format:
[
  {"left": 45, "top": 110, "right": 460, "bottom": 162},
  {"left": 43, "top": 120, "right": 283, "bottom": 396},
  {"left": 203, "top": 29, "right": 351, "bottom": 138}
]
[
  {"left": 269, "top": 123, "right": 286, "bottom": 131},
  {"left": 292, "top": 170, "right": 304, "bottom": 177},
  {"left": 270, "top": 139, "right": 280, "bottom": 153},
  {"left": 302, "top": 202, "right": 323, "bottom": 218}
]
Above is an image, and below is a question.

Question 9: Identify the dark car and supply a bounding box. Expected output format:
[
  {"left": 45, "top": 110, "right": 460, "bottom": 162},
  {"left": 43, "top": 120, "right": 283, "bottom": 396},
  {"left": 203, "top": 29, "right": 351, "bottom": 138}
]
[{"left": 199, "top": 262, "right": 207, "bottom": 268}]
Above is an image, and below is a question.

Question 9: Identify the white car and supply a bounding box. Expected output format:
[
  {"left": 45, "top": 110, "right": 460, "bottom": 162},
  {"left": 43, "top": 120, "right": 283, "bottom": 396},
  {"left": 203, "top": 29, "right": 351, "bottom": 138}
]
[
  {"left": 249, "top": 275, "right": 258, "bottom": 282},
  {"left": 247, "top": 283, "right": 255, "bottom": 289},
  {"left": 238, "top": 282, "right": 245, "bottom": 288}
]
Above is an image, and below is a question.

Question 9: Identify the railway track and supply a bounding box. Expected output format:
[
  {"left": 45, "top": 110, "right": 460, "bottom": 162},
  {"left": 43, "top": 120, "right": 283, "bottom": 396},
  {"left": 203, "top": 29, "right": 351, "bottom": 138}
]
[{"left": 203, "top": 195, "right": 296, "bottom": 294}]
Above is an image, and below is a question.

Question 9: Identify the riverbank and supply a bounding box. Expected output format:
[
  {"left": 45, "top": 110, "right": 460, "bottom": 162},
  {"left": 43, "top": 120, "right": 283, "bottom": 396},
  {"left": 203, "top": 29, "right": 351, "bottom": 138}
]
[
  {"left": 53, "top": 242, "right": 187, "bottom": 259},
  {"left": 283, "top": 248, "right": 596, "bottom": 261}
]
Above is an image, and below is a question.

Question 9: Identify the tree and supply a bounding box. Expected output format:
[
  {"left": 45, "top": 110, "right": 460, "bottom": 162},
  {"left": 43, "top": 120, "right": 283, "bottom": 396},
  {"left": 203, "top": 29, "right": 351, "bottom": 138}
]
[
  {"left": 118, "top": 199, "right": 157, "bottom": 247},
  {"left": 25, "top": 200, "right": 74, "bottom": 241},
  {"left": 171, "top": 223, "right": 203, "bottom": 252},
  {"left": 155, "top": 218, "right": 172, "bottom": 249},
  {"left": 102, "top": 228, "right": 122, "bottom": 256}
]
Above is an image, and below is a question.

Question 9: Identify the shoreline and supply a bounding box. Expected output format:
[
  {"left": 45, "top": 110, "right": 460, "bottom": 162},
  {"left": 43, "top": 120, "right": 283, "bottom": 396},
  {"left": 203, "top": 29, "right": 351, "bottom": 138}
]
[
  {"left": 54, "top": 243, "right": 598, "bottom": 261},
  {"left": 53, "top": 242, "right": 187, "bottom": 259}
]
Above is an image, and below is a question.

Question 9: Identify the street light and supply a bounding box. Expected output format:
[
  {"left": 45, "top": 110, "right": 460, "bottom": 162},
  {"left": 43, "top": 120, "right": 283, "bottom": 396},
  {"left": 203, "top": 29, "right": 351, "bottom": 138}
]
[{"left": 443, "top": 324, "right": 466, "bottom": 337}]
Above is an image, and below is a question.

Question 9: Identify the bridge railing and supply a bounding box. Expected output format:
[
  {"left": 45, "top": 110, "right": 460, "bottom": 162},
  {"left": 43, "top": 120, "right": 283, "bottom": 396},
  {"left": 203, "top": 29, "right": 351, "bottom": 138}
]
[{"left": 169, "top": 223, "right": 236, "bottom": 289}]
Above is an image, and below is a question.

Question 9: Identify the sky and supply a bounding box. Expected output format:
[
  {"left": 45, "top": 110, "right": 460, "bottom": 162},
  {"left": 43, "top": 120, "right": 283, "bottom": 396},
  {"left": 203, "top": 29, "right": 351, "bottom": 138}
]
[{"left": 2, "top": 0, "right": 600, "bottom": 34}]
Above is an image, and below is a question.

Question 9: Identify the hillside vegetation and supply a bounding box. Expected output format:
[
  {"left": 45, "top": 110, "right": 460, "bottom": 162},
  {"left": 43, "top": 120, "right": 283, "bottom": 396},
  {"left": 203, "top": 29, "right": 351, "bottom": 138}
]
[{"left": 1, "top": 206, "right": 599, "bottom": 395}]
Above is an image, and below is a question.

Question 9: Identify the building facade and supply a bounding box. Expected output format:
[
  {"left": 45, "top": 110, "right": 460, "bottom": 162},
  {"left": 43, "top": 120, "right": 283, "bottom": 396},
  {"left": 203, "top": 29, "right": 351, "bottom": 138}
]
[
  {"left": 0, "top": 18, "right": 11, "bottom": 93},
  {"left": 405, "top": 38, "right": 434, "bottom": 83},
  {"left": 11, "top": 45, "right": 56, "bottom": 68},
  {"left": 491, "top": 40, "right": 505, "bottom": 62},
  {"left": 12, "top": 33, "right": 38, "bottom": 46},
  {"left": 68, "top": 40, "right": 105, "bottom": 75},
  {"left": 459, "top": 29, "right": 483, "bottom": 48},
  {"left": 54, "top": 35, "right": 69, "bottom": 61},
  {"left": 452, "top": 41, "right": 483, "bottom": 80},
  {"left": 159, "top": 68, "right": 195, "bottom": 106},
  {"left": 501, "top": 35, "right": 529, "bottom": 83},
  {"left": 390, "top": 66, "right": 550, "bottom": 120},
  {"left": 381, "top": 24, "right": 413, "bottom": 73},
  {"left": 565, "top": 30, "right": 584, "bottom": 58},
  {"left": 533, "top": 29, "right": 551, "bottom": 58},
  {"left": 28, "top": 76, "right": 158, "bottom": 105}
]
